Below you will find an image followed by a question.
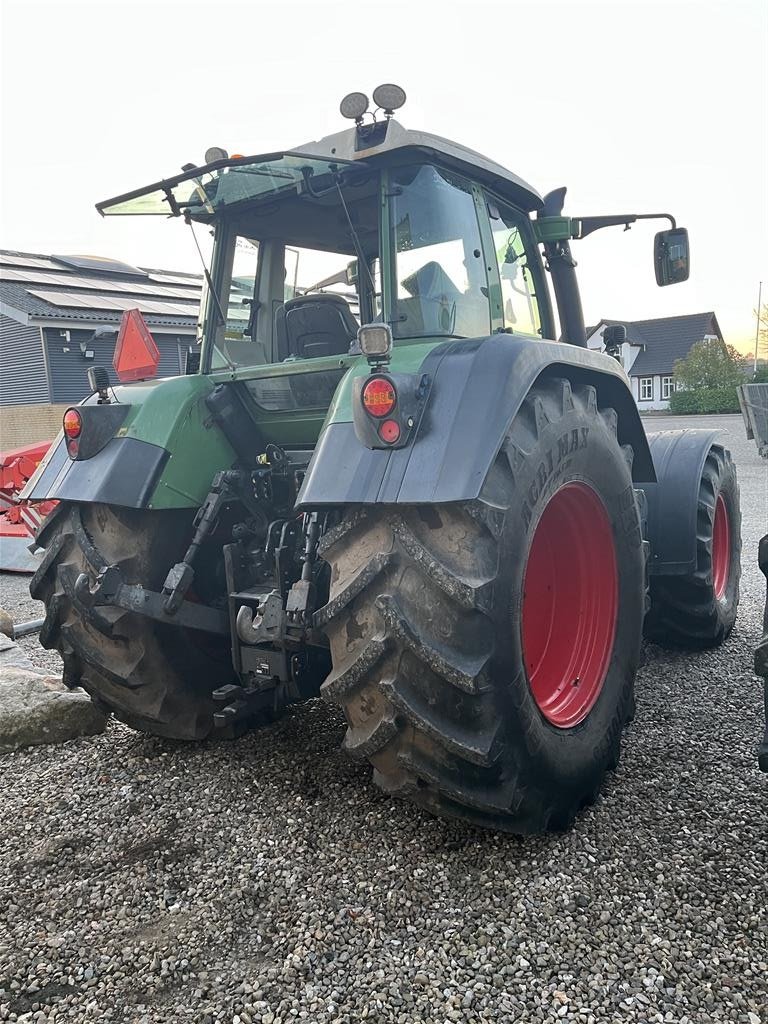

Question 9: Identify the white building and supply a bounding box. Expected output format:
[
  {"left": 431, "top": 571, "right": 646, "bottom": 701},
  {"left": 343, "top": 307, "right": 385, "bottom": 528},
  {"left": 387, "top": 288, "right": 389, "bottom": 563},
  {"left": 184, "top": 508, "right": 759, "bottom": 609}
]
[{"left": 586, "top": 312, "right": 725, "bottom": 411}]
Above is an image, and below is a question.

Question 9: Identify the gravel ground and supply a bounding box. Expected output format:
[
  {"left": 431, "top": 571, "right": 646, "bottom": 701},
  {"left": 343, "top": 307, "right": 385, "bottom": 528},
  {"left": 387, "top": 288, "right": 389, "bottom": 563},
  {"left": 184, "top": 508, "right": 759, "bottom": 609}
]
[{"left": 0, "top": 413, "right": 766, "bottom": 1024}]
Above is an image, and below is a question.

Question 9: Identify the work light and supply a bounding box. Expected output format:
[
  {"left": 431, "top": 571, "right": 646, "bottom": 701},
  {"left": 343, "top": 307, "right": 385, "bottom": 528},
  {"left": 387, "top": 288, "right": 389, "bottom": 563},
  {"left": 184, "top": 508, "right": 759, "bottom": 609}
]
[
  {"left": 372, "top": 83, "right": 406, "bottom": 114},
  {"left": 339, "top": 92, "right": 369, "bottom": 122},
  {"left": 358, "top": 323, "right": 392, "bottom": 364}
]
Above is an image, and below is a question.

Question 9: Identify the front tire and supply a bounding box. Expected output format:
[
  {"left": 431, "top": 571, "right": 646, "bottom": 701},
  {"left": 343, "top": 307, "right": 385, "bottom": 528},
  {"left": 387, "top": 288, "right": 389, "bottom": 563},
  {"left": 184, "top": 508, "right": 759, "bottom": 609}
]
[
  {"left": 318, "top": 379, "right": 647, "bottom": 832},
  {"left": 644, "top": 445, "right": 740, "bottom": 648}
]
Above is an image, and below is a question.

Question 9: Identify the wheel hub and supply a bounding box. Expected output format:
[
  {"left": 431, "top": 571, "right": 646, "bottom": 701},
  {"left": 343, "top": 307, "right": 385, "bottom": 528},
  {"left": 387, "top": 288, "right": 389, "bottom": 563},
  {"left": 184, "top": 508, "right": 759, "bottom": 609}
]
[
  {"left": 521, "top": 482, "right": 619, "bottom": 729},
  {"left": 711, "top": 493, "right": 730, "bottom": 601}
]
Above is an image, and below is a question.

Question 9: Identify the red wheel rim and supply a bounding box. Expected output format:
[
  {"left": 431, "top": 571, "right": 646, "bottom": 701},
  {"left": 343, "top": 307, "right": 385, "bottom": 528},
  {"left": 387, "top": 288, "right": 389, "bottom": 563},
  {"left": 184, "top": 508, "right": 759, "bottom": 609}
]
[
  {"left": 521, "top": 482, "right": 619, "bottom": 729},
  {"left": 711, "top": 493, "right": 730, "bottom": 600}
]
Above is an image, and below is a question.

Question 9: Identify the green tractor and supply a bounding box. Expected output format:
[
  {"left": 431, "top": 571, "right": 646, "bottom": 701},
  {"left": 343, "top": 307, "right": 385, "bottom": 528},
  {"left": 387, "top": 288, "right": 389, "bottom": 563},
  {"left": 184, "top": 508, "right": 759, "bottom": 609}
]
[{"left": 24, "top": 87, "right": 741, "bottom": 832}]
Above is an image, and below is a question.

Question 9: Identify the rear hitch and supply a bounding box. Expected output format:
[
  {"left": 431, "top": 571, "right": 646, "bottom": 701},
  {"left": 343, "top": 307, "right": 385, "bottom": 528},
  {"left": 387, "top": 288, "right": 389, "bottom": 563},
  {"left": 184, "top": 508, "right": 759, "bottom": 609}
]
[
  {"left": 235, "top": 592, "right": 285, "bottom": 644},
  {"left": 162, "top": 470, "right": 243, "bottom": 614},
  {"left": 74, "top": 564, "right": 228, "bottom": 635},
  {"left": 211, "top": 682, "right": 276, "bottom": 730}
]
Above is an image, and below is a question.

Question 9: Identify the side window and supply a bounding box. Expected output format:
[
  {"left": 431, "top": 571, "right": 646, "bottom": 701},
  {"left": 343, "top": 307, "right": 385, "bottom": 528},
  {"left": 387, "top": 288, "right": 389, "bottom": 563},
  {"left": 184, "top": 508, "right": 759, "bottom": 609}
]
[
  {"left": 390, "top": 165, "right": 490, "bottom": 340},
  {"left": 209, "top": 233, "right": 262, "bottom": 371},
  {"left": 489, "top": 203, "right": 541, "bottom": 337},
  {"left": 226, "top": 236, "right": 259, "bottom": 339}
]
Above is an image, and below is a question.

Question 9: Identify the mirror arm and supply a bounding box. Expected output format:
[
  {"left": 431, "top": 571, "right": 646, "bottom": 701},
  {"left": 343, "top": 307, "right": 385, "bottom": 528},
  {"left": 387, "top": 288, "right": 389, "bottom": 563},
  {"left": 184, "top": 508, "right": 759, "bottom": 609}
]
[
  {"left": 573, "top": 212, "right": 676, "bottom": 239},
  {"left": 577, "top": 210, "right": 679, "bottom": 238}
]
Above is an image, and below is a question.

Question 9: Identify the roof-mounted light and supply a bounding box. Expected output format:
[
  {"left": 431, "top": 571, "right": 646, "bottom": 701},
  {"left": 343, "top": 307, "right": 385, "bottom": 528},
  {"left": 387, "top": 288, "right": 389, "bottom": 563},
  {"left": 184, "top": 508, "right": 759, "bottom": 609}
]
[
  {"left": 372, "top": 83, "right": 406, "bottom": 116},
  {"left": 339, "top": 92, "right": 369, "bottom": 124},
  {"left": 204, "top": 146, "right": 228, "bottom": 164}
]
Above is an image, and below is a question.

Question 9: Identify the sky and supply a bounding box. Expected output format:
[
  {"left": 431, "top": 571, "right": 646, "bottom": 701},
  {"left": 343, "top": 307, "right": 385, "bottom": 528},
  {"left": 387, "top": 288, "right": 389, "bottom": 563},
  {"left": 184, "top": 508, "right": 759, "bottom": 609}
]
[{"left": 1, "top": 0, "right": 766, "bottom": 354}]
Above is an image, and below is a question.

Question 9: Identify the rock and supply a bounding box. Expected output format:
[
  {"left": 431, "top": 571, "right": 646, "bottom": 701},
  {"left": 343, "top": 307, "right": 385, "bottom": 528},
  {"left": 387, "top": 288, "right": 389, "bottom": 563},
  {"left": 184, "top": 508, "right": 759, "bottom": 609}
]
[
  {"left": 0, "top": 607, "right": 14, "bottom": 639},
  {"left": 0, "top": 665, "right": 108, "bottom": 752},
  {"left": 0, "top": 631, "right": 38, "bottom": 671}
]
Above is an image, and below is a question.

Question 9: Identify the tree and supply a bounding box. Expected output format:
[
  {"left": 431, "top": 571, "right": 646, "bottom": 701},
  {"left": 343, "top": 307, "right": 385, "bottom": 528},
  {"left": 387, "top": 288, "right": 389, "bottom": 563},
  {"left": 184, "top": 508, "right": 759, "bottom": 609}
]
[
  {"left": 669, "top": 337, "right": 745, "bottom": 414},
  {"left": 673, "top": 337, "right": 745, "bottom": 392}
]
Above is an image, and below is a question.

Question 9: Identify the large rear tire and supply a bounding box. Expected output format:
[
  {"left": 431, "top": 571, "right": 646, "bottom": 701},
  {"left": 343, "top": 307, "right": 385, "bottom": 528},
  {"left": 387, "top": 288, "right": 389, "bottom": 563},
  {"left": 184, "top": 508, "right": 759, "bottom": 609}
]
[
  {"left": 317, "top": 379, "right": 647, "bottom": 832},
  {"left": 644, "top": 445, "right": 740, "bottom": 649},
  {"left": 30, "top": 502, "right": 235, "bottom": 739}
]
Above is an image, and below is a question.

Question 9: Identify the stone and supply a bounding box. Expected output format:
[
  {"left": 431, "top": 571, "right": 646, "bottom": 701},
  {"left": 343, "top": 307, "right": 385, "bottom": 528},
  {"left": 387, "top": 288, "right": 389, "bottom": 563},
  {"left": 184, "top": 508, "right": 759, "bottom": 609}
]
[
  {"left": 0, "top": 665, "right": 108, "bottom": 753},
  {"left": 0, "top": 607, "right": 14, "bottom": 639}
]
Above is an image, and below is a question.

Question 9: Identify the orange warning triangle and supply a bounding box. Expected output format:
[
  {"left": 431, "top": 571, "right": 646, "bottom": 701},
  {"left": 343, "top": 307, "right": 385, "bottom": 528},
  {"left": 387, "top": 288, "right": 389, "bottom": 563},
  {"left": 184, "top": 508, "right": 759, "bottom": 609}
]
[{"left": 113, "top": 308, "right": 161, "bottom": 383}]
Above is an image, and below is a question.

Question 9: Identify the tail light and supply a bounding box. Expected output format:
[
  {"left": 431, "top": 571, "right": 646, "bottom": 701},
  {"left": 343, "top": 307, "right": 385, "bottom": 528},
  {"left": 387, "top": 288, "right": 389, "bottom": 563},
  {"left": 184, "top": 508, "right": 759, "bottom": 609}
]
[
  {"left": 378, "top": 419, "right": 400, "bottom": 443},
  {"left": 354, "top": 370, "right": 429, "bottom": 450},
  {"left": 362, "top": 376, "right": 396, "bottom": 418},
  {"left": 63, "top": 408, "right": 82, "bottom": 439}
]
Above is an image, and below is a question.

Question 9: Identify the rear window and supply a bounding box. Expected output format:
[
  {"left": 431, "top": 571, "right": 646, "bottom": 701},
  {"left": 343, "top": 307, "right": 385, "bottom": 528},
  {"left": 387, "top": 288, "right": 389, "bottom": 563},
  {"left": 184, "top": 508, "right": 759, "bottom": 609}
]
[{"left": 244, "top": 368, "right": 347, "bottom": 411}]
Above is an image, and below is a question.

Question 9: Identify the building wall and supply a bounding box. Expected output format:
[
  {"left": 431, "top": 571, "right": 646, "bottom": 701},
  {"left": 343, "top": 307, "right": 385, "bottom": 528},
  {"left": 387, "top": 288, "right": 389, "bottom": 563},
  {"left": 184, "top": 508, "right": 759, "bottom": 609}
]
[
  {"left": 632, "top": 373, "right": 671, "bottom": 411},
  {"left": 0, "top": 403, "right": 70, "bottom": 448},
  {"left": 42, "top": 327, "right": 189, "bottom": 404},
  {"left": 0, "top": 315, "right": 49, "bottom": 406}
]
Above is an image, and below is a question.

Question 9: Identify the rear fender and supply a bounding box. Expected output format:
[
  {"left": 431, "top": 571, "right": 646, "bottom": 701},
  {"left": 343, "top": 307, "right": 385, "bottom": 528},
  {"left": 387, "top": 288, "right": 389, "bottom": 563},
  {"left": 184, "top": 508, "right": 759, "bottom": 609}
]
[
  {"left": 639, "top": 429, "right": 721, "bottom": 575},
  {"left": 21, "top": 375, "right": 237, "bottom": 511},
  {"left": 297, "top": 334, "right": 655, "bottom": 508}
]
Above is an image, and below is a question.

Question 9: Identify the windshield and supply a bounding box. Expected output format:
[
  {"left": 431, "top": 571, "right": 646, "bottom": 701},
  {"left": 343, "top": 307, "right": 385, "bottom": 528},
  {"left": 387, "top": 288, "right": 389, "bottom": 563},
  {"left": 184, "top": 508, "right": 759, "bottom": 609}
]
[{"left": 97, "top": 152, "right": 364, "bottom": 218}]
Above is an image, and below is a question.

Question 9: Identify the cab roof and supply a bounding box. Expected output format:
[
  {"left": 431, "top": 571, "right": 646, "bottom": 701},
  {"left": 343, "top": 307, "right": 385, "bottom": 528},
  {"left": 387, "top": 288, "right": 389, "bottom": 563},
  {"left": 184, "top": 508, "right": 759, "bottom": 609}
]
[{"left": 295, "top": 118, "right": 543, "bottom": 212}]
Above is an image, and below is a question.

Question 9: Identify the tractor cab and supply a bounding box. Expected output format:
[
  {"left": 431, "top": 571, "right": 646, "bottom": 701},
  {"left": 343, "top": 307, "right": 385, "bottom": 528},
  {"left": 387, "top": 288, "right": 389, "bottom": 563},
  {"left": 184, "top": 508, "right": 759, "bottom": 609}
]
[{"left": 97, "top": 102, "right": 552, "bottom": 385}]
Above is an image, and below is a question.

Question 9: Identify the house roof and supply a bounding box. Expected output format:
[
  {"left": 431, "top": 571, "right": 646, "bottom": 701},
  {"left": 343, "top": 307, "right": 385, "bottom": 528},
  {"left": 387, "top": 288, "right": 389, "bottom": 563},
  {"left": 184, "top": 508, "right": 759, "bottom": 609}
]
[
  {"left": 587, "top": 312, "right": 723, "bottom": 376},
  {"left": 0, "top": 249, "right": 202, "bottom": 331}
]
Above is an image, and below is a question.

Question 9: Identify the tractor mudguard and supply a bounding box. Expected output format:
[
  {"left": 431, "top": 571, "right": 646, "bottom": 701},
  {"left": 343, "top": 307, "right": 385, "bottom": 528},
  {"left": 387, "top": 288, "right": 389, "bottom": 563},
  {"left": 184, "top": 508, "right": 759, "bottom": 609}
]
[
  {"left": 640, "top": 428, "right": 721, "bottom": 575},
  {"left": 297, "top": 333, "right": 655, "bottom": 508},
  {"left": 23, "top": 433, "right": 169, "bottom": 509},
  {"left": 20, "top": 375, "right": 238, "bottom": 511}
]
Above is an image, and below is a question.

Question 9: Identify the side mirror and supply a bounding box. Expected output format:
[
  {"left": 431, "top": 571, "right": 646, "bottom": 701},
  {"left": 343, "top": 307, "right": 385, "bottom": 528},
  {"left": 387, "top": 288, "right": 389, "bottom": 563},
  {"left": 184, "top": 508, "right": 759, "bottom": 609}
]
[
  {"left": 346, "top": 259, "right": 358, "bottom": 285},
  {"left": 654, "top": 227, "right": 690, "bottom": 286}
]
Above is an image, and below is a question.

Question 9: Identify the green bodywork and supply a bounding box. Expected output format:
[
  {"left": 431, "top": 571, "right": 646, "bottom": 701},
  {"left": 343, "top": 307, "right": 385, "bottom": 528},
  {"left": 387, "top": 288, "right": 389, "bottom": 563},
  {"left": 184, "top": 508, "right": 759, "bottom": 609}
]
[{"left": 118, "top": 340, "right": 442, "bottom": 509}]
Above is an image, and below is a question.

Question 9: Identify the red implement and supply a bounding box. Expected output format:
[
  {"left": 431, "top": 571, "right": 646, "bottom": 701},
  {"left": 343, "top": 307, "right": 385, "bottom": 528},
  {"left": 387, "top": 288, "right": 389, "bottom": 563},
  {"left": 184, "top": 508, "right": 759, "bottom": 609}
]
[{"left": 0, "top": 442, "right": 56, "bottom": 572}]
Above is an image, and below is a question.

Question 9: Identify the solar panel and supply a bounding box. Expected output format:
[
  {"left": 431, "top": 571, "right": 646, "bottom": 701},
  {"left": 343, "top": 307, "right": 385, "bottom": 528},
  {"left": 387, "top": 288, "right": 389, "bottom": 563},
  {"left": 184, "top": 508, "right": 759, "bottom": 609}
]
[
  {"left": 28, "top": 289, "right": 199, "bottom": 317},
  {"left": 0, "top": 267, "right": 201, "bottom": 301},
  {"left": 146, "top": 272, "right": 204, "bottom": 288},
  {"left": 0, "top": 252, "right": 59, "bottom": 270}
]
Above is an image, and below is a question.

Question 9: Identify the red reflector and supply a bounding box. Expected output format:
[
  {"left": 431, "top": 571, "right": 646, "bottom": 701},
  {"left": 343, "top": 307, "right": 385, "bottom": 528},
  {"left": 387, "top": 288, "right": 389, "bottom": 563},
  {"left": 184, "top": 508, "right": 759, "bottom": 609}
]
[
  {"left": 63, "top": 408, "right": 82, "bottom": 439},
  {"left": 362, "top": 376, "right": 396, "bottom": 418},
  {"left": 113, "top": 308, "right": 161, "bottom": 383},
  {"left": 379, "top": 419, "right": 401, "bottom": 444}
]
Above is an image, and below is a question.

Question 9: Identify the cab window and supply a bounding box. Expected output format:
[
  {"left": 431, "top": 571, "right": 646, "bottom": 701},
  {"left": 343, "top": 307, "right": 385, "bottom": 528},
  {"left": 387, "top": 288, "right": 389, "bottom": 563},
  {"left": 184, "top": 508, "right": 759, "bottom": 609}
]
[
  {"left": 389, "top": 165, "right": 490, "bottom": 340},
  {"left": 489, "top": 202, "right": 541, "bottom": 337}
]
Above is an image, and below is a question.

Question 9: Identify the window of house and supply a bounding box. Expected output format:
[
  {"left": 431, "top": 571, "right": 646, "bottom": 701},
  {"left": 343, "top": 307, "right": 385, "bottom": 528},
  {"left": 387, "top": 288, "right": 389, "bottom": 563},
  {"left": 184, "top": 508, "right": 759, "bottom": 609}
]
[
  {"left": 661, "top": 375, "right": 674, "bottom": 400},
  {"left": 639, "top": 377, "right": 653, "bottom": 401}
]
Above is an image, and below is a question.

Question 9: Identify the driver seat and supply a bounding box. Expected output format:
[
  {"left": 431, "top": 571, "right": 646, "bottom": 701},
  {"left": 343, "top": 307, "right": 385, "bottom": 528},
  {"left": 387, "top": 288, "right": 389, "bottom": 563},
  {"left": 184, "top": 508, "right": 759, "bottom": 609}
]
[{"left": 274, "top": 294, "right": 358, "bottom": 360}]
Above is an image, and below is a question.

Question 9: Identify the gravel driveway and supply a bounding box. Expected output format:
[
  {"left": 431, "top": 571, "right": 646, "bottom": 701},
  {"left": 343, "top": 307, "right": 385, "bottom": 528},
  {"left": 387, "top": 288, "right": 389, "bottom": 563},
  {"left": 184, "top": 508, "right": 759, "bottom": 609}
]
[{"left": 1, "top": 413, "right": 766, "bottom": 1024}]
